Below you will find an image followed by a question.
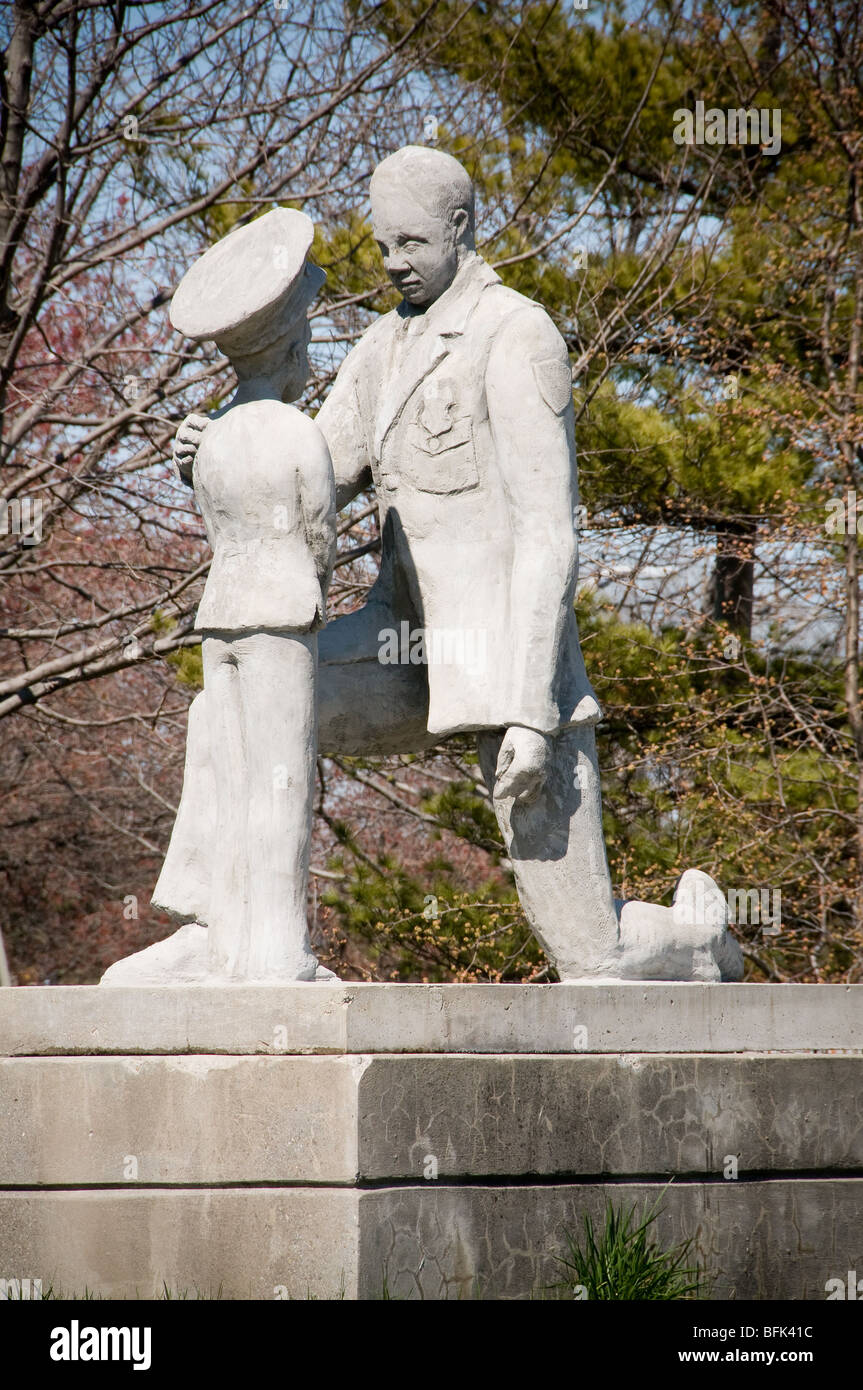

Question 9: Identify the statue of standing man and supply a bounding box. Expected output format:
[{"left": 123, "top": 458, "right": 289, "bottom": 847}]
[{"left": 310, "top": 146, "right": 741, "bottom": 982}]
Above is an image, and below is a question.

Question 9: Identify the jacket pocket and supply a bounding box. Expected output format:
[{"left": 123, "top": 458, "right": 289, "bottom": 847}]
[{"left": 399, "top": 414, "right": 480, "bottom": 494}]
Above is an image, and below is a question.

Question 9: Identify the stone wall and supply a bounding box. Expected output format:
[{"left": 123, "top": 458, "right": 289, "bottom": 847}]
[{"left": 1, "top": 983, "right": 861, "bottom": 1299}]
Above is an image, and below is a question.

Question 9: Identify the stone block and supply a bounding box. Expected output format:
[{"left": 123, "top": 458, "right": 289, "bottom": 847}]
[
  {"left": 358, "top": 1179, "right": 863, "bottom": 1300},
  {"left": 2, "top": 982, "right": 863, "bottom": 1056},
  {"left": 0, "top": 1055, "right": 369, "bottom": 1185},
  {"left": 0, "top": 1189, "right": 356, "bottom": 1299},
  {"left": 356, "top": 1054, "right": 863, "bottom": 1180}
]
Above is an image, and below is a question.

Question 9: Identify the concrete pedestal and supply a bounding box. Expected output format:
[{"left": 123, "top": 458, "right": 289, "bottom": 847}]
[{"left": 1, "top": 983, "right": 861, "bottom": 1299}]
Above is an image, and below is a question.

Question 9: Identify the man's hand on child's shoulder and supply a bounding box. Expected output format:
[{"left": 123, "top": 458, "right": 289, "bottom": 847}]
[{"left": 172, "top": 412, "right": 210, "bottom": 487}]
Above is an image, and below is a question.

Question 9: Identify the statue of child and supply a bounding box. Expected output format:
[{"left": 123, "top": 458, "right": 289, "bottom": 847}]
[{"left": 103, "top": 208, "right": 336, "bottom": 984}]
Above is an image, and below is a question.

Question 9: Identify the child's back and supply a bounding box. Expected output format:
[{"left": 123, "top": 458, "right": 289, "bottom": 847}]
[{"left": 193, "top": 399, "right": 336, "bottom": 633}]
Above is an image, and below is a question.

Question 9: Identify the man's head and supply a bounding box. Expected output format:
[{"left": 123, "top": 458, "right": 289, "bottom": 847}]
[{"left": 370, "top": 146, "right": 475, "bottom": 309}]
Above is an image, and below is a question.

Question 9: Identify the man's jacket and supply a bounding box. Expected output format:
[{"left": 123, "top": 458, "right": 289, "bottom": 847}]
[{"left": 316, "top": 253, "right": 600, "bottom": 737}]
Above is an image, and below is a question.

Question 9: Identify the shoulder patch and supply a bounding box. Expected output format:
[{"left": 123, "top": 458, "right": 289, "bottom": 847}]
[{"left": 532, "top": 356, "right": 573, "bottom": 415}]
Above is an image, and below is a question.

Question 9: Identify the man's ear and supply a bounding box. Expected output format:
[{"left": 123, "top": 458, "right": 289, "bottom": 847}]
[{"left": 453, "top": 207, "right": 470, "bottom": 245}]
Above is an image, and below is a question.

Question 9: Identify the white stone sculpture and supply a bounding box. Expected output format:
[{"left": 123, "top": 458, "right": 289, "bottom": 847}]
[
  {"left": 102, "top": 209, "right": 336, "bottom": 985},
  {"left": 103, "top": 149, "right": 743, "bottom": 986}
]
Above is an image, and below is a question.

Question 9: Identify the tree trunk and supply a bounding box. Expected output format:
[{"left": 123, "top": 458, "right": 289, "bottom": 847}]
[
  {"left": 709, "top": 519, "right": 755, "bottom": 637},
  {"left": 844, "top": 482, "right": 863, "bottom": 937}
]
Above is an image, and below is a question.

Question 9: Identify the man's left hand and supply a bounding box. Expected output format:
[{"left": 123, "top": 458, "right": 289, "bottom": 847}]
[{"left": 494, "top": 727, "right": 552, "bottom": 805}]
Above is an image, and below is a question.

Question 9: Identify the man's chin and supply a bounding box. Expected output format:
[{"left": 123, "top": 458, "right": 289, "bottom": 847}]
[{"left": 395, "top": 283, "right": 431, "bottom": 307}]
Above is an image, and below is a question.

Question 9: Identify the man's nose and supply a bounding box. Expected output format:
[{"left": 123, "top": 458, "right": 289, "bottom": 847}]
[{"left": 386, "top": 250, "right": 410, "bottom": 275}]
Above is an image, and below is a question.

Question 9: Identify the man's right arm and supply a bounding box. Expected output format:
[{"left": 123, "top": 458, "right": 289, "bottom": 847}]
[{"left": 314, "top": 345, "right": 374, "bottom": 511}]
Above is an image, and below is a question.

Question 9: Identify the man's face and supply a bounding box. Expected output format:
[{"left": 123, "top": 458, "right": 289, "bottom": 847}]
[{"left": 371, "top": 189, "right": 463, "bottom": 309}]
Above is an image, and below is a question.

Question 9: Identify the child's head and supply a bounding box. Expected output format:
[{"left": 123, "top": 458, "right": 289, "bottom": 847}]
[
  {"left": 229, "top": 262, "right": 324, "bottom": 401},
  {"left": 170, "top": 208, "right": 325, "bottom": 398}
]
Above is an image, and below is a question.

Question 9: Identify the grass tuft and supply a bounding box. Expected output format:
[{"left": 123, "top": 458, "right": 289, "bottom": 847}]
[{"left": 550, "top": 1193, "right": 707, "bottom": 1301}]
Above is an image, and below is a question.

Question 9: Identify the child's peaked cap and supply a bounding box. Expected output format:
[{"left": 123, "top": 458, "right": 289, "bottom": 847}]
[{"left": 170, "top": 207, "right": 325, "bottom": 356}]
